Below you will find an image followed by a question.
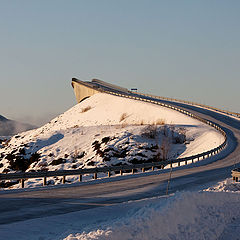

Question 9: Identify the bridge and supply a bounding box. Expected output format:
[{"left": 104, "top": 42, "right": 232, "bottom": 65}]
[
  {"left": 71, "top": 78, "right": 129, "bottom": 102},
  {"left": 0, "top": 78, "right": 239, "bottom": 225}
]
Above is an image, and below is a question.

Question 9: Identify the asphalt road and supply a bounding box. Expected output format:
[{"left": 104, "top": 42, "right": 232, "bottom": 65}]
[{"left": 0, "top": 95, "right": 239, "bottom": 225}]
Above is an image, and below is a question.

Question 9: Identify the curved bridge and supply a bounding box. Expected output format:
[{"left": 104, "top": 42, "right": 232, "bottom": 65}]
[{"left": 0, "top": 78, "right": 239, "bottom": 225}]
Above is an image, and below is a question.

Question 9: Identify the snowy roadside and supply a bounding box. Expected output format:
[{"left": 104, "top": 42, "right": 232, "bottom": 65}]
[
  {"left": 1, "top": 178, "right": 240, "bottom": 240},
  {"left": 63, "top": 179, "right": 240, "bottom": 240}
]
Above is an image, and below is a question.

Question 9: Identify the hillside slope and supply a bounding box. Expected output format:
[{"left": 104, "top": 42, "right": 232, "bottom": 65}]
[{"left": 0, "top": 93, "right": 224, "bottom": 188}]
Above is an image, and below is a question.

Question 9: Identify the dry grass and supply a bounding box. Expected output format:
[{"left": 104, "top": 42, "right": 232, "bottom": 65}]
[
  {"left": 160, "top": 136, "right": 171, "bottom": 160},
  {"left": 121, "top": 122, "right": 129, "bottom": 128},
  {"left": 81, "top": 106, "right": 92, "bottom": 113},
  {"left": 72, "top": 147, "right": 79, "bottom": 161},
  {"left": 155, "top": 118, "right": 165, "bottom": 125},
  {"left": 120, "top": 113, "right": 128, "bottom": 122}
]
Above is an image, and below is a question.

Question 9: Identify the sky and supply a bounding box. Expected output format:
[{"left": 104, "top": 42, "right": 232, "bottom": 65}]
[{"left": 0, "top": 0, "right": 239, "bottom": 126}]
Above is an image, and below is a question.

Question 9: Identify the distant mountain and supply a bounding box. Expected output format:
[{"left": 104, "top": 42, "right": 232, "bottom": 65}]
[
  {"left": 0, "top": 115, "right": 8, "bottom": 122},
  {"left": 0, "top": 115, "right": 36, "bottom": 136}
]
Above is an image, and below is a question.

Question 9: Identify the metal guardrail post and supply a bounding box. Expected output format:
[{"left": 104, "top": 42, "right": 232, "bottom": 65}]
[
  {"left": 43, "top": 177, "right": 47, "bottom": 186},
  {"left": 20, "top": 179, "right": 24, "bottom": 188}
]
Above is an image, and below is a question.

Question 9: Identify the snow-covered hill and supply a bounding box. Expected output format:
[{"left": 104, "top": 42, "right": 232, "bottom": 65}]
[
  {"left": 0, "top": 93, "right": 224, "bottom": 189},
  {"left": 0, "top": 114, "right": 35, "bottom": 137}
]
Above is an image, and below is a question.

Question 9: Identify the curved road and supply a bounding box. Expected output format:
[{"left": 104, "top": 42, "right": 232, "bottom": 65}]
[{"left": 0, "top": 93, "right": 239, "bottom": 225}]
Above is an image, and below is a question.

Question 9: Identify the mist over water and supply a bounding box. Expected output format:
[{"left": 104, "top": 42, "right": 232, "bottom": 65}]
[{"left": 0, "top": 115, "right": 36, "bottom": 136}]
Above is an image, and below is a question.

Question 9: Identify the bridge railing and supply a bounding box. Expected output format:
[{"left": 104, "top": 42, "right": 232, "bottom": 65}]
[
  {"left": 0, "top": 89, "right": 228, "bottom": 189},
  {"left": 135, "top": 92, "right": 240, "bottom": 119},
  {"left": 0, "top": 140, "right": 227, "bottom": 188}
]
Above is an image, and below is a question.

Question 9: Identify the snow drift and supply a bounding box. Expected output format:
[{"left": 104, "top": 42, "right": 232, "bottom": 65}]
[{"left": 64, "top": 190, "right": 240, "bottom": 240}]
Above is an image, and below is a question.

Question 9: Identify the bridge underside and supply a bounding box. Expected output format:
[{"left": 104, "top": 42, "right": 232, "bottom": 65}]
[
  {"left": 71, "top": 78, "right": 129, "bottom": 103},
  {"left": 71, "top": 79, "right": 100, "bottom": 103}
]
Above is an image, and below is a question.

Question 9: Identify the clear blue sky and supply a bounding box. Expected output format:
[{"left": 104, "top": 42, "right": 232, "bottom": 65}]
[{"left": 0, "top": 0, "right": 239, "bottom": 126}]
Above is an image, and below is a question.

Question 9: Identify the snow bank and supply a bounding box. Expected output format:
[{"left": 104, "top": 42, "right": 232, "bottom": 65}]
[
  {"left": 205, "top": 178, "right": 240, "bottom": 193},
  {"left": 1, "top": 179, "right": 240, "bottom": 239},
  {"left": 64, "top": 191, "right": 240, "bottom": 240}
]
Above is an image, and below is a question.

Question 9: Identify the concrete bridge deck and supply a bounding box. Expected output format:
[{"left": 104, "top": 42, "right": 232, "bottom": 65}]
[{"left": 71, "top": 78, "right": 129, "bottom": 102}]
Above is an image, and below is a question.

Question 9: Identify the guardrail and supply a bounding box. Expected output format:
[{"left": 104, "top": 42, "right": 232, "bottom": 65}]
[
  {"left": 0, "top": 143, "right": 226, "bottom": 188},
  {"left": 135, "top": 92, "right": 240, "bottom": 119},
  {"left": 0, "top": 88, "right": 228, "bottom": 188}
]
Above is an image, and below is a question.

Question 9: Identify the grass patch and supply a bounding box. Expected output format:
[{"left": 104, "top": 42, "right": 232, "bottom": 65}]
[
  {"left": 120, "top": 113, "right": 128, "bottom": 122},
  {"left": 81, "top": 106, "right": 92, "bottom": 113},
  {"left": 155, "top": 118, "right": 165, "bottom": 125}
]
